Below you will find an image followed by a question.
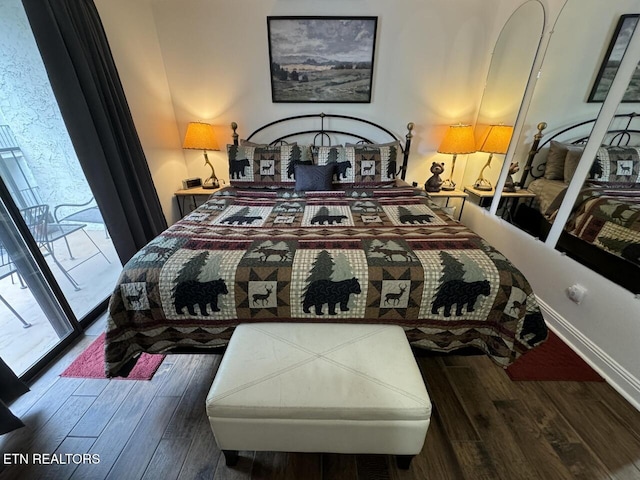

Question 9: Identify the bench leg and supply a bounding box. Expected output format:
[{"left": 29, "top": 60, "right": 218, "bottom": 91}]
[
  {"left": 396, "top": 455, "right": 414, "bottom": 470},
  {"left": 223, "top": 450, "right": 239, "bottom": 467}
]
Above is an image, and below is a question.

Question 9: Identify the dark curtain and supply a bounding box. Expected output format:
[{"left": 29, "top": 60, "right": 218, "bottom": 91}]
[
  {"left": 0, "top": 358, "right": 29, "bottom": 435},
  {"left": 21, "top": 0, "right": 167, "bottom": 264}
]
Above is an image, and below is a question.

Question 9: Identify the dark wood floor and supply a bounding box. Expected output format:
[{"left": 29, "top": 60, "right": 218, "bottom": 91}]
[{"left": 2, "top": 318, "right": 640, "bottom": 480}]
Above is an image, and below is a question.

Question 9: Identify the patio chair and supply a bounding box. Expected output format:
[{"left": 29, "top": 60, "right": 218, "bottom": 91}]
[
  {"left": 0, "top": 244, "right": 31, "bottom": 328},
  {"left": 19, "top": 204, "right": 80, "bottom": 291},
  {"left": 50, "top": 198, "right": 111, "bottom": 264},
  {"left": 53, "top": 197, "right": 109, "bottom": 240}
]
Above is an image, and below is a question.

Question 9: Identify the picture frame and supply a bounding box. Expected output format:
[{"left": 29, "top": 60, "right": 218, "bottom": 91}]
[
  {"left": 267, "top": 16, "right": 378, "bottom": 103},
  {"left": 588, "top": 14, "right": 640, "bottom": 103}
]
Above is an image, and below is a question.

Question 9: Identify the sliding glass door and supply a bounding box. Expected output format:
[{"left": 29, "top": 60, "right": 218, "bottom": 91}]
[
  {"left": 0, "top": 196, "right": 74, "bottom": 377},
  {"left": 0, "top": 0, "right": 122, "bottom": 378}
]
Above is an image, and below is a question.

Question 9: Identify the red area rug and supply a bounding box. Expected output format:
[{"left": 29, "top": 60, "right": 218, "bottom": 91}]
[
  {"left": 61, "top": 333, "right": 164, "bottom": 380},
  {"left": 506, "top": 330, "right": 604, "bottom": 381}
]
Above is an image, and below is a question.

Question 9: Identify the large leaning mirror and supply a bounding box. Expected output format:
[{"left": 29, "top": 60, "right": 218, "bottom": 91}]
[
  {"left": 506, "top": 0, "right": 640, "bottom": 294},
  {"left": 459, "top": 0, "right": 544, "bottom": 210}
]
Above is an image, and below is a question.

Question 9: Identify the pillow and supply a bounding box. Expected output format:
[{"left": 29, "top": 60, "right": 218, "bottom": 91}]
[
  {"left": 294, "top": 163, "right": 335, "bottom": 191},
  {"left": 563, "top": 148, "right": 583, "bottom": 183},
  {"left": 595, "top": 146, "right": 640, "bottom": 183},
  {"left": 227, "top": 143, "right": 312, "bottom": 188},
  {"left": 315, "top": 142, "right": 399, "bottom": 187},
  {"left": 543, "top": 141, "right": 568, "bottom": 180}
]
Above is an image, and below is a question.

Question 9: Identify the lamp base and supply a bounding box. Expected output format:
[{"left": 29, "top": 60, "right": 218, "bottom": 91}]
[
  {"left": 203, "top": 176, "right": 222, "bottom": 189},
  {"left": 473, "top": 178, "right": 493, "bottom": 191},
  {"left": 441, "top": 179, "right": 456, "bottom": 191}
]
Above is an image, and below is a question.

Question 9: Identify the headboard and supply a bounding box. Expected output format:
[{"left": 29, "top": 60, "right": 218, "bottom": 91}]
[
  {"left": 230, "top": 113, "right": 414, "bottom": 180},
  {"left": 521, "top": 112, "right": 640, "bottom": 186}
]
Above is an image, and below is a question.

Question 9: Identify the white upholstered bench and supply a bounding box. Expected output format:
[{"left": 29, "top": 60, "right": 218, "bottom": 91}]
[{"left": 205, "top": 323, "right": 432, "bottom": 469}]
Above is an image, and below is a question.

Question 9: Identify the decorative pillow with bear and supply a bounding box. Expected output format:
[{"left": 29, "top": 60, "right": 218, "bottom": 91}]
[
  {"left": 227, "top": 143, "right": 313, "bottom": 188},
  {"left": 315, "top": 142, "right": 399, "bottom": 187},
  {"left": 594, "top": 146, "right": 640, "bottom": 183}
]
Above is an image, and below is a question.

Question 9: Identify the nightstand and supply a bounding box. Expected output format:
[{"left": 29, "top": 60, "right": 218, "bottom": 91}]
[
  {"left": 463, "top": 186, "right": 535, "bottom": 221},
  {"left": 175, "top": 186, "right": 219, "bottom": 217},
  {"left": 424, "top": 188, "right": 468, "bottom": 220}
]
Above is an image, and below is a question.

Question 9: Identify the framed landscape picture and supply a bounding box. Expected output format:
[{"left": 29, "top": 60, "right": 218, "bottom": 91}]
[
  {"left": 588, "top": 14, "right": 640, "bottom": 103},
  {"left": 267, "top": 16, "right": 378, "bottom": 103}
]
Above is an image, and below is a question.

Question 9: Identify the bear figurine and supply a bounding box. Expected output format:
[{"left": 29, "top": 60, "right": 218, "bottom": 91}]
[
  {"left": 503, "top": 162, "right": 520, "bottom": 192},
  {"left": 424, "top": 162, "right": 445, "bottom": 192}
]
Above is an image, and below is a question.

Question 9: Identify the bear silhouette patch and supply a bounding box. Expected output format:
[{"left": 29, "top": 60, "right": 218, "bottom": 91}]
[
  {"left": 174, "top": 279, "right": 228, "bottom": 316},
  {"left": 431, "top": 279, "right": 490, "bottom": 317},
  {"left": 303, "top": 278, "right": 361, "bottom": 315}
]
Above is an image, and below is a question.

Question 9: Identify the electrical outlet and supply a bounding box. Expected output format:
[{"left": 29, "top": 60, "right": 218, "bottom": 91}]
[{"left": 567, "top": 284, "right": 587, "bottom": 304}]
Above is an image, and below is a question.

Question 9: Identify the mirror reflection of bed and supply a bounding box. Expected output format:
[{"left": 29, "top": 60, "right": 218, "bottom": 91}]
[
  {"left": 513, "top": 114, "right": 640, "bottom": 293},
  {"left": 493, "top": 0, "right": 640, "bottom": 295}
]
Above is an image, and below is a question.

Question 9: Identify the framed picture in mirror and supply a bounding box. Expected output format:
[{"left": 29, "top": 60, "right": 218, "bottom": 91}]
[
  {"left": 267, "top": 16, "right": 377, "bottom": 103},
  {"left": 588, "top": 14, "right": 640, "bottom": 102}
]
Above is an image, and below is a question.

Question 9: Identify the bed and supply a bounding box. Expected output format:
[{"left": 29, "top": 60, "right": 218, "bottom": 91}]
[
  {"left": 105, "top": 113, "right": 547, "bottom": 377},
  {"left": 516, "top": 113, "right": 640, "bottom": 293}
]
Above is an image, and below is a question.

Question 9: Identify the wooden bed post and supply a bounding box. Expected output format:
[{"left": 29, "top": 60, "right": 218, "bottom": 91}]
[
  {"left": 519, "top": 122, "right": 546, "bottom": 188},
  {"left": 401, "top": 122, "right": 414, "bottom": 180},
  {"left": 231, "top": 122, "right": 239, "bottom": 146}
]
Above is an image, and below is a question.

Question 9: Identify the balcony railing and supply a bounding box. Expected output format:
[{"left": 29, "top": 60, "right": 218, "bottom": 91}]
[{"left": 0, "top": 124, "right": 19, "bottom": 151}]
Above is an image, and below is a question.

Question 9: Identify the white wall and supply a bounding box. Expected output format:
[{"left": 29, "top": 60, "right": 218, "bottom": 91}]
[
  {"left": 143, "top": 0, "right": 521, "bottom": 223},
  {"left": 96, "top": 0, "right": 564, "bottom": 223},
  {"left": 95, "top": 0, "right": 188, "bottom": 222}
]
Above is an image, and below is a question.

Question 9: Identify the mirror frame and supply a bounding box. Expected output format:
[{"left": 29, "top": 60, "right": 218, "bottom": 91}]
[
  {"left": 488, "top": 0, "right": 566, "bottom": 215},
  {"left": 464, "top": 0, "right": 546, "bottom": 197}
]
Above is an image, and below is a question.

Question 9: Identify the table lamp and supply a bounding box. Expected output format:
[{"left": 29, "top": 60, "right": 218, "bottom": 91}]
[
  {"left": 437, "top": 124, "right": 476, "bottom": 191},
  {"left": 474, "top": 124, "right": 513, "bottom": 191},
  {"left": 183, "top": 122, "right": 220, "bottom": 189}
]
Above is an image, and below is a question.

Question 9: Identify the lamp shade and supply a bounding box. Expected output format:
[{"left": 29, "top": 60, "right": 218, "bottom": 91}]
[
  {"left": 437, "top": 124, "right": 476, "bottom": 154},
  {"left": 478, "top": 124, "right": 513, "bottom": 154},
  {"left": 183, "top": 122, "right": 219, "bottom": 150}
]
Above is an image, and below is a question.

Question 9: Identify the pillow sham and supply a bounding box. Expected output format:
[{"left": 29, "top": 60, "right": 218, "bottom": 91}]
[
  {"left": 227, "top": 143, "right": 312, "bottom": 188},
  {"left": 563, "top": 148, "right": 583, "bottom": 183},
  {"left": 315, "top": 142, "right": 399, "bottom": 187},
  {"left": 294, "top": 163, "right": 335, "bottom": 191},
  {"left": 595, "top": 145, "right": 640, "bottom": 183}
]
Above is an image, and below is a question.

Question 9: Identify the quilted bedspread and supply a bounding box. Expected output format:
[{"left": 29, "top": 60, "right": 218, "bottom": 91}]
[
  {"left": 106, "top": 186, "right": 547, "bottom": 376},
  {"left": 565, "top": 183, "right": 640, "bottom": 265}
]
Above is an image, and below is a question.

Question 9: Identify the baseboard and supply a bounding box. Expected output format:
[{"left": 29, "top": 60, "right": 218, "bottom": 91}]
[{"left": 536, "top": 297, "right": 640, "bottom": 411}]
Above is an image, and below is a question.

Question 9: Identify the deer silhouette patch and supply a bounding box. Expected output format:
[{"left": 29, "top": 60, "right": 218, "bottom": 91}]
[
  {"left": 121, "top": 282, "right": 149, "bottom": 310},
  {"left": 381, "top": 282, "right": 409, "bottom": 308},
  {"left": 249, "top": 281, "right": 277, "bottom": 309}
]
